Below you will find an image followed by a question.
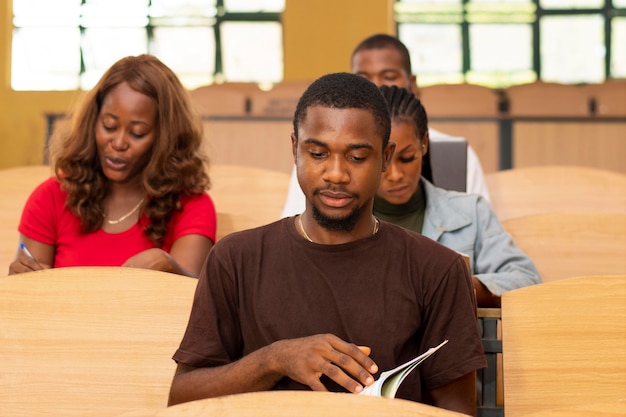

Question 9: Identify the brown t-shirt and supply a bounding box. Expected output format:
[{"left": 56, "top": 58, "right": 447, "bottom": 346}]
[{"left": 174, "top": 217, "right": 486, "bottom": 402}]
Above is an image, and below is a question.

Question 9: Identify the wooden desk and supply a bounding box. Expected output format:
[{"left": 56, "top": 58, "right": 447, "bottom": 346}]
[
  {"left": 0, "top": 267, "right": 197, "bottom": 417},
  {"left": 122, "top": 391, "right": 468, "bottom": 417},
  {"left": 521, "top": 398, "right": 626, "bottom": 417}
]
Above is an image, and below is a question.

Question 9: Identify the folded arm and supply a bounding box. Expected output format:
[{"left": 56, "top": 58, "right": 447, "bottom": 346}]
[
  {"left": 122, "top": 234, "right": 213, "bottom": 277},
  {"left": 168, "top": 334, "right": 377, "bottom": 406}
]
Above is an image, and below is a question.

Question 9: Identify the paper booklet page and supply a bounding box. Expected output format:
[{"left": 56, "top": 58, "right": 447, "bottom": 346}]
[{"left": 359, "top": 339, "right": 449, "bottom": 398}]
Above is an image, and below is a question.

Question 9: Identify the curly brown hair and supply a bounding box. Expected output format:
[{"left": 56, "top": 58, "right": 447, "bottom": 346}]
[{"left": 48, "top": 54, "right": 210, "bottom": 245}]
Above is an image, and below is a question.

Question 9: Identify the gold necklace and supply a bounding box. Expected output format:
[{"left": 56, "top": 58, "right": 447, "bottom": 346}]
[
  {"left": 106, "top": 198, "right": 145, "bottom": 225},
  {"left": 298, "top": 215, "right": 380, "bottom": 243},
  {"left": 298, "top": 214, "right": 314, "bottom": 242}
]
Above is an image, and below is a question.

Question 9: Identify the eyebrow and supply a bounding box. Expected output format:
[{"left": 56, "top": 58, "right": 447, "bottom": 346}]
[
  {"left": 302, "top": 138, "right": 374, "bottom": 151},
  {"left": 101, "top": 112, "right": 152, "bottom": 127},
  {"left": 347, "top": 143, "right": 375, "bottom": 151},
  {"left": 356, "top": 68, "right": 402, "bottom": 76},
  {"left": 397, "top": 142, "right": 418, "bottom": 153},
  {"left": 302, "top": 138, "right": 327, "bottom": 148}
]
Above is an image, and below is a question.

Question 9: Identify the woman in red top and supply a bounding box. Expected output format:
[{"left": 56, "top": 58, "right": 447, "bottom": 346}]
[{"left": 10, "top": 54, "right": 216, "bottom": 277}]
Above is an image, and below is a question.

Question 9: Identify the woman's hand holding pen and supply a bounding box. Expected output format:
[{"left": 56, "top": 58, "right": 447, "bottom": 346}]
[{"left": 8, "top": 243, "right": 49, "bottom": 275}]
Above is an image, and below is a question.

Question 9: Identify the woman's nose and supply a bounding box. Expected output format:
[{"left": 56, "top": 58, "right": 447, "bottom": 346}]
[
  {"left": 384, "top": 161, "right": 403, "bottom": 181},
  {"left": 110, "top": 132, "right": 129, "bottom": 151}
]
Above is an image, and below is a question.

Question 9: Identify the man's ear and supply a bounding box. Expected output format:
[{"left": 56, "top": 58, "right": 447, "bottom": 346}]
[
  {"left": 382, "top": 141, "right": 396, "bottom": 172},
  {"left": 291, "top": 133, "right": 298, "bottom": 161},
  {"left": 410, "top": 74, "right": 420, "bottom": 99}
]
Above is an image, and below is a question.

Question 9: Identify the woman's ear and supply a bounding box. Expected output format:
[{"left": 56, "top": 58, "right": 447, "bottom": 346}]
[{"left": 421, "top": 130, "right": 429, "bottom": 155}]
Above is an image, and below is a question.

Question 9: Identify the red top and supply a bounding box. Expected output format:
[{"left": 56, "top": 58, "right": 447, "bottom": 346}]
[{"left": 19, "top": 177, "right": 217, "bottom": 268}]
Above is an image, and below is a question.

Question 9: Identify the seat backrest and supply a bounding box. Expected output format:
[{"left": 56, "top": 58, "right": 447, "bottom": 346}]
[
  {"left": 0, "top": 266, "right": 197, "bottom": 417},
  {"left": 501, "top": 275, "right": 626, "bottom": 417},
  {"left": 0, "top": 165, "right": 54, "bottom": 274},
  {"left": 501, "top": 212, "right": 626, "bottom": 282},
  {"left": 208, "top": 164, "right": 291, "bottom": 240},
  {"left": 248, "top": 80, "right": 312, "bottom": 118},
  {"left": 419, "top": 84, "right": 501, "bottom": 174},
  {"left": 429, "top": 137, "right": 468, "bottom": 192},
  {"left": 200, "top": 118, "right": 294, "bottom": 174},
  {"left": 419, "top": 83, "right": 500, "bottom": 117},
  {"left": 505, "top": 81, "right": 590, "bottom": 117},
  {"left": 485, "top": 165, "right": 626, "bottom": 222},
  {"left": 188, "top": 83, "right": 258, "bottom": 116},
  {"left": 584, "top": 80, "right": 626, "bottom": 117}
]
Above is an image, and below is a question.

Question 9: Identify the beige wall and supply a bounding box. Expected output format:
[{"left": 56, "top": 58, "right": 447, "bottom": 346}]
[
  {"left": 0, "top": 0, "right": 395, "bottom": 169},
  {"left": 283, "top": 0, "right": 393, "bottom": 80}
]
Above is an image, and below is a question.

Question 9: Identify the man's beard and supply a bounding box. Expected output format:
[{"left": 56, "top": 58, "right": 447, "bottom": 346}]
[{"left": 311, "top": 204, "right": 362, "bottom": 232}]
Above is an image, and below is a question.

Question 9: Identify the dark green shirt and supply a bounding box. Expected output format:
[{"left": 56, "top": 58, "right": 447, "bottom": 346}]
[{"left": 374, "top": 182, "right": 426, "bottom": 234}]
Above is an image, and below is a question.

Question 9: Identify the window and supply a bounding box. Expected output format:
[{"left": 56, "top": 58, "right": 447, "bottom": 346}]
[
  {"left": 396, "top": 0, "right": 626, "bottom": 87},
  {"left": 11, "top": 0, "right": 284, "bottom": 91}
]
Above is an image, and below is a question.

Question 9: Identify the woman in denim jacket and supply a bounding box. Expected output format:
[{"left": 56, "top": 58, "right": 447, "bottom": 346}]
[{"left": 374, "top": 86, "right": 541, "bottom": 307}]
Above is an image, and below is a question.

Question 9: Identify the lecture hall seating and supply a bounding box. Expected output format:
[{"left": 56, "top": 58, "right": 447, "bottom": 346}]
[
  {"left": 501, "top": 275, "right": 626, "bottom": 417},
  {"left": 485, "top": 165, "right": 626, "bottom": 222},
  {"left": 501, "top": 212, "right": 626, "bottom": 282},
  {"left": 0, "top": 267, "right": 197, "bottom": 417}
]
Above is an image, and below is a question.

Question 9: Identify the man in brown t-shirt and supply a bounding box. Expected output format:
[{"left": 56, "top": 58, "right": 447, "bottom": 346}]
[{"left": 169, "top": 72, "right": 486, "bottom": 415}]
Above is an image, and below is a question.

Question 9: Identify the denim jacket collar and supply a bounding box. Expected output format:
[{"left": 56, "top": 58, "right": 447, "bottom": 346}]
[{"left": 421, "top": 178, "right": 473, "bottom": 241}]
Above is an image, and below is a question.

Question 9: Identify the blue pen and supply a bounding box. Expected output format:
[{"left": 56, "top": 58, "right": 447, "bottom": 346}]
[{"left": 20, "top": 243, "right": 43, "bottom": 268}]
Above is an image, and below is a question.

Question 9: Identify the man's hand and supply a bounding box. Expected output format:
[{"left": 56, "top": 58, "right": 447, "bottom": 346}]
[{"left": 268, "top": 334, "right": 378, "bottom": 394}]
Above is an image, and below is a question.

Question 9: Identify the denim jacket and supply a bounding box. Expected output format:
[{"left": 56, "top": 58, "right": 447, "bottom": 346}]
[{"left": 421, "top": 179, "right": 541, "bottom": 296}]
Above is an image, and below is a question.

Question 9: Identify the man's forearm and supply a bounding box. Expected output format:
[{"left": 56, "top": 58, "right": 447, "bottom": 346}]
[
  {"left": 168, "top": 346, "right": 282, "bottom": 406},
  {"left": 473, "top": 277, "right": 501, "bottom": 308},
  {"left": 428, "top": 371, "right": 477, "bottom": 416}
]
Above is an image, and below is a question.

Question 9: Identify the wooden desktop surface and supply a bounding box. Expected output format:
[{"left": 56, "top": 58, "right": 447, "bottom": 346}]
[
  {"left": 521, "top": 398, "right": 626, "bottom": 417},
  {"left": 121, "top": 391, "right": 468, "bottom": 417}
]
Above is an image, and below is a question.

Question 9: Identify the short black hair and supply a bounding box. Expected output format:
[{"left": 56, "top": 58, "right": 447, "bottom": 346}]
[
  {"left": 379, "top": 85, "right": 433, "bottom": 183},
  {"left": 351, "top": 34, "right": 412, "bottom": 75},
  {"left": 293, "top": 72, "right": 391, "bottom": 148}
]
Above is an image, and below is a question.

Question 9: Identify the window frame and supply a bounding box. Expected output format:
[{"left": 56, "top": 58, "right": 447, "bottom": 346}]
[
  {"left": 11, "top": 0, "right": 283, "bottom": 90},
  {"left": 395, "top": 0, "right": 626, "bottom": 86}
]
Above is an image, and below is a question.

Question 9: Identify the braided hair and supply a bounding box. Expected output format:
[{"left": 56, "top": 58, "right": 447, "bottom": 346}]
[{"left": 378, "top": 85, "right": 433, "bottom": 183}]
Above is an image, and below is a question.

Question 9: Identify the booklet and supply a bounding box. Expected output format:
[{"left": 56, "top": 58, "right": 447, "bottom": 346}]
[{"left": 359, "top": 339, "right": 449, "bottom": 398}]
